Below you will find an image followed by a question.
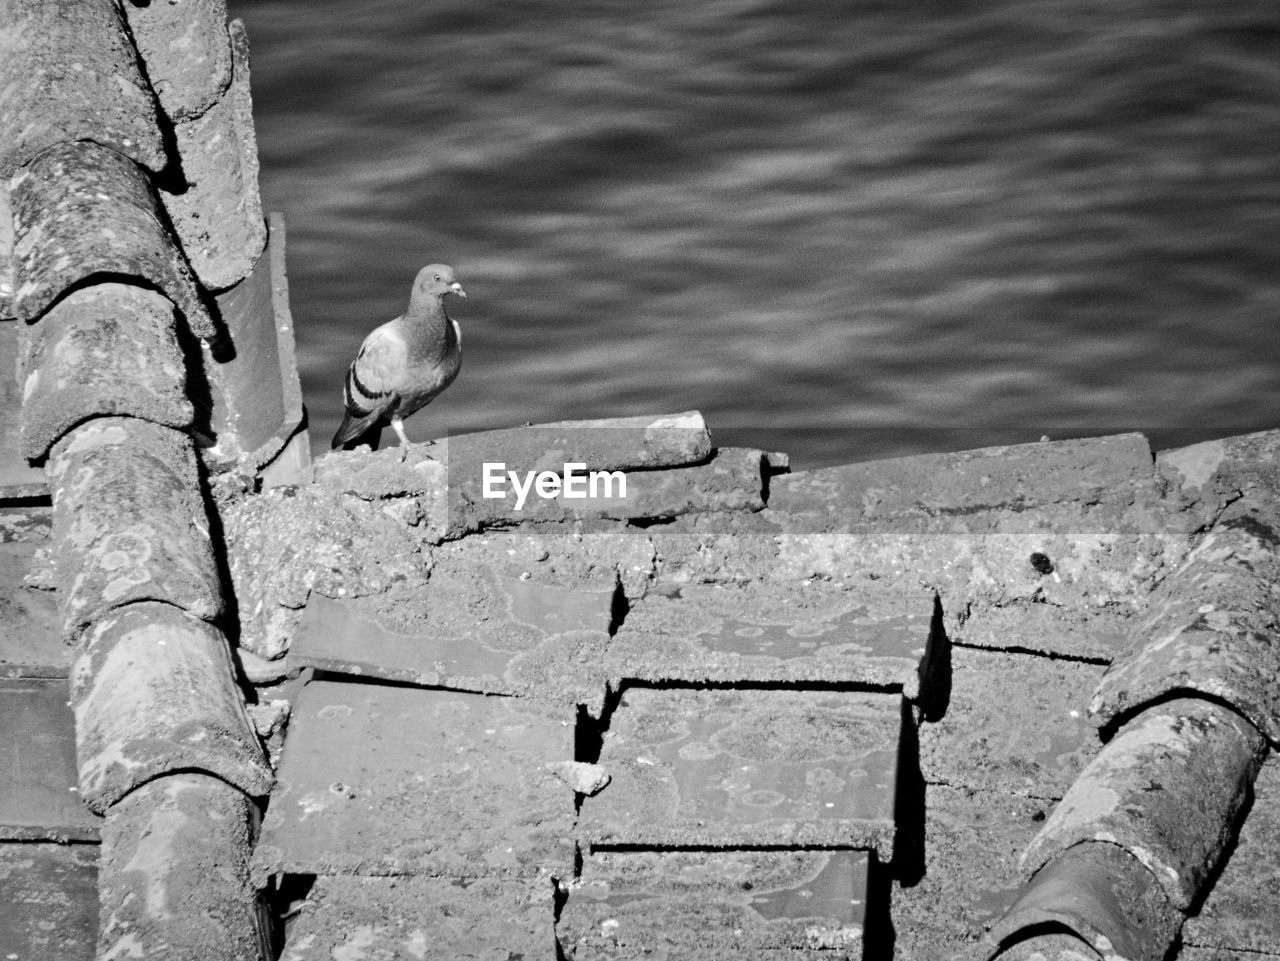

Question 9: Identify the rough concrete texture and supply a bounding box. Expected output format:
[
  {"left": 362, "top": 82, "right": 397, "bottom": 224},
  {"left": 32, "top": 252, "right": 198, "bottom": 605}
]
[
  {"left": 919, "top": 647, "right": 1106, "bottom": 801},
  {"left": 48, "top": 417, "right": 223, "bottom": 639},
  {"left": 119, "top": 0, "right": 232, "bottom": 122},
  {"left": 560, "top": 849, "right": 870, "bottom": 957},
  {"left": 98, "top": 772, "right": 266, "bottom": 961},
  {"left": 18, "top": 283, "right": 193, "bottom": 460},
  {"left": 203, "top": 219, "right": 303, "bottom": 470},
  {"left": 889, "top": 784, "right": 1048, "bottom": 959},
  {"left": 768, "top": 433, "right": 1157, "bottom": 527},
  {"left": 604, "top": 580, "right": 938, "bottom": 698},
  {"left": 1091, "top": 500, "right": 1280, "bottom": 743},
  {"left": 446, "top": 445, "right": 765, "bottom": 538},
  {"left": 1, "top": 193, "right": 14, "bottom": 319},
  {"left": 579, "top": 687, "right": 902, "bottom": 856},
  {"left": 952, "top": 602, "right": 1130, "bottom": 661},
  {"left": 0, "top": 677, "right": 101, "bottom": 840},
  {"left": 1157, "top": 429, "right": 1280, "bottom": 530},
  {"left": 160, "top": 19, "right": 267, "bottom": 292},
  {"left": 1179, "top": 950, "right": 1280, "bottom": 961},
  {"left": 71, "top": 602, "right": 273, "bottom": 813},
  {"left": 253, "top": 681, "right": 576, "bottom": 883},
  {"left": 1021, "top": 699, "right": 1267, "bottom": 910},
  {"left": 1182, "top": 754, "right": 1280, "bottom": 955},
  {"left": 0, "top": 506, "right": 64, "bottom": 678},
  {"left": 220, "top": 482, "right": 428, "bottom": 664},
  {"left": 995, "top": 935, "right": 1104, "bottom": 961},
  {"left": 280, "top": 875, "right": 555, "bottom": 961},
  {"left": 0, "top": 324, "right": 49, "bottom": 495},
  {"left": 289, "top": 564, "right": 617, "bottom": 709},
  {"left": 987, "top": 841, "right": 1181, "bottom": 961},
  {"left": 0, "top": 0, "right": 166, "bottom": 177},
  {"left": 9, "top": 141, "right": 215, "bottom": 337},
  {"left": 0, "top": 841, "right": 97, "bottom": 961}
]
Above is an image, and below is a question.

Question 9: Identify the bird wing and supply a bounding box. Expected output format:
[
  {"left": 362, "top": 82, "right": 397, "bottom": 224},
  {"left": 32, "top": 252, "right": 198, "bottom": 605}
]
[{"left": 332, "top": 322, "right": 408, "bottom": 448}]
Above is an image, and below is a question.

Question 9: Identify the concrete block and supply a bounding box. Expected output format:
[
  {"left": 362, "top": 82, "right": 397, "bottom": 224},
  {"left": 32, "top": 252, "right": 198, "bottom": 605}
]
[
  {"left": 643, "top": 509, "right": 783, "bottom": 586},
  {"left": 0, "top": 678, "right": 101, "bottom": 840},
  {"left": 160, "top": 20, "right": 267, "bottom": 291},
  {"left": 221, "top": 483, "right": 426, "bottom": 661},
  {"left": 1183, "top": 755, "right": 1280, "bottom": 955},
  {"left": 0, "top": 841, "right": 97, "bottom": 961},
  {"left": 0, "top": 0, "right": 166, "bottom": 176},
  {"left": 1158, "top": 429, "right": 1280, "bottom": 526},
  {"left": 71, "top": 603, "right": 273, "bottom": 813},
  {"left": 769, "top": 433, "right": 1156, "bottom": 532},
  {"left": 9, "top": 141, "right": 214, "bottom": 337},
  {"left": 449, "top": 446, "right": 764, "bottom": 537},
  {"left": 202, "top": 215, "right": 307, "bottom": 476},
  {"left": 253, "top": 681, "right": 576, "bottom": 882},
  {"left": 18, "top": 284, "right": 192, "bottom": 460},
  {"left": 97, "top": 772, "right": 267, "bottom": 961},
  {"left": 48, "top": 418, "right": 223, "bottom": 639},
  {"left": 919, "top": 647, "right": 1106, "bottom": 800},
  {"left": 0, "top": 322, "right": 47, "bottom": 495},
  {"left": 1091, "top": 505, "right": 1280, "bottom": 743},
  {"left": 0, "top": 506, "right": 63, "bottom": 678},
  {"left": 559, "top": 849, "right": 870, "bottom": 957},
  {"left": 579, "top": 688, "right": 903, "bottom": 857},
  {"left": 279, "top": 875, "right": 554, "bottom": 961},
  {"left": 604, "top": 581, "right": 939, "bottom": 699},
  {"left": 993, "top": 935, "right": 1103, "bottom": 961},
  {"left": 954, "top": 602, "right": 1131, "bottom": 661},
  {"left": 889, "top": 784, "right": 1052, "bottom": 957},
  {"left": 119, "top": 0, "right": 232, "bottom": 122},
  {"left": 0, "top": 192, "right": 13, "bottom": 319},
  {"left": 988, "top": 842, "right": 1181, "bottom": 961},
  {"left": 1022, "top": 699, "right": 1266, "bottom": 910}
]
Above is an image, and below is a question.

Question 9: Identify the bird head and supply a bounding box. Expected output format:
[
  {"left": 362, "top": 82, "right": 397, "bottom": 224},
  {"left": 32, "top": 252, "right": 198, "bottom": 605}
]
[{"left": 414, "top": 263, "right": 466, "bottom": 300}]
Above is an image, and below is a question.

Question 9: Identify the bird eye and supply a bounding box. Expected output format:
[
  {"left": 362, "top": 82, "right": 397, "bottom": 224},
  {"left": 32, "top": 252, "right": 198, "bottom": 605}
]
[{"left": 434, "top": 274, "right": 441, "bottom": 281}]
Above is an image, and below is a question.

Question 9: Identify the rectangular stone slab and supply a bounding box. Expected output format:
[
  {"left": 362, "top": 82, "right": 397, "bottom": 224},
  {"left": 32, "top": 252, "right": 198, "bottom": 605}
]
[
  {"left": 0, "top": 541, "right": 65, "bottom": 678},
  {"left": 918, "top": 646, "right": 1106, "bottom": 800},
  {"left": 605, "top": 582, "right": 938, "bottom": 698},
  {"left": 0, "top": 678, "right": 100, "bottom": 840},
  {"left": 560, "top": 849, "right": 870, "bottom": 957},
  {"left": 0, "top": 322, "right": 47, "bottom": 496},
  {"left": 253, "top": 681, "right": 576, "bottom": 882},
  {"left": 953, "top": 602, "right": 1131, "bottom": 662},
  {"left": 279, "top": 875, "right": 555, "bottom": 961},
  {"left": 579, "top": 688, "right": 903, "bottom": 856},
  {"left": 0, "top": 841, "right": 97, "bottom": 960}
]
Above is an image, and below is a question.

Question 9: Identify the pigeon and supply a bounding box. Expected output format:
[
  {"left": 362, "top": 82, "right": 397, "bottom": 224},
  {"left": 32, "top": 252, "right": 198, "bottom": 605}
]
[{"left": 331, "top": 263, "right": 465, "bottom": 458}]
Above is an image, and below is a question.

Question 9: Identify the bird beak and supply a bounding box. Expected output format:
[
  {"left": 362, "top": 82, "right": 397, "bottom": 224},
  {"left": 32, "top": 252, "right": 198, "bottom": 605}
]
[{"left": 450, "top": 282, "right": 466, "bottom": 298}]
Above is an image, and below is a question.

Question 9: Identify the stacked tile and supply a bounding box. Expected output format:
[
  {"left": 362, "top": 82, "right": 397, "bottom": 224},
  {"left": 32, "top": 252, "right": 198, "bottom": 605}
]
[
  {"left": 1, "top": 0, "right": 277, "bottom": 956},
  {"left": 984, "top": 433, "right": 1280, "bottom": 961}
]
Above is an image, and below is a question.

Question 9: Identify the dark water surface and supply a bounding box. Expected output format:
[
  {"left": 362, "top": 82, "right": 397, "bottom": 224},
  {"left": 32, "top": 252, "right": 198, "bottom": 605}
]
[{"left": 231, "top": 0, "right": 1280, "bottom": 468}]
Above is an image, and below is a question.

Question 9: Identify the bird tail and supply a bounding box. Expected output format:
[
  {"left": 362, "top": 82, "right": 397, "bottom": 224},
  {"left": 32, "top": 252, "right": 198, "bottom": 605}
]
[{"left": 331, "top": 409, "right": 384, "bottom": 449}]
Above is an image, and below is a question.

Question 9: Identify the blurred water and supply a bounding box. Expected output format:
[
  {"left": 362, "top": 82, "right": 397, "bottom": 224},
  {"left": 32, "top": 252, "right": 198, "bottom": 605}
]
[{"left": 231, "top": 0, "right": 1280, "bottom": 468}]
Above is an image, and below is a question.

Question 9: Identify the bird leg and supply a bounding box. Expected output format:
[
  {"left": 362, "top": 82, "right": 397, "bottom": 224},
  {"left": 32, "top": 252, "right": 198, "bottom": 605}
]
[{"left": 390, "top": 416, "right": 411, "bottom": 461}]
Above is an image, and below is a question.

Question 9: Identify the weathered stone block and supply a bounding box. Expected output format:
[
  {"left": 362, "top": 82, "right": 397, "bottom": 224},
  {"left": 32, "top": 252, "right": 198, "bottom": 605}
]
[
  {"left": 0, "top": 841, "right": 97, "bottom": 961},
  {"left": 0, "top": 507, "right": 63, "bottom": 678},
  {"left": 48, "top": 418, "right": 223, "bottom": 638},
  {"left": 604, "top": 580, "right": 939, "bottom": 698},
  {"left": 769, "top": 433, "right": 1156, "bottom": 532},
  {"left": 120, "top": 0, "right": 232, "bottom": 122},
  {"left": 98, "top": 773, "right": 266, "bottom": 961},
  {"left": 954, "top": 602, "right": 1131, "bottom": 661},
  {"left": 988, "top": 842, "right": 1181, "bottom": 961},
  {"left": 579, "top": 688, "right": 903, "bottom": 856},
  {"left": 919, "top": 647, "right": 1105, "bottom": 800},
  {"left": 159, "top": 19, "right": 267, "bottom": 291},
  {"left": 559, "top": 849, "right": 870, "bottom": 958},
  {"left": 1022, "top": 699, "right": 1266, "bottom": 910},
  {"left": 10, "top": 142, "right": 214, "bottom": 337},
  {"left": 253, "top": 681, "right": 576, "bottom": 882},
  {"left": 279, "top": 875, "right": 554, "bottom": 961},
  {"left": 71, "top": 603, "right": 272, "bottom": 813},
  {"left": 0, "top": 0, "right": 166, "bottom": 176},
  {"left": 1091, "top": 504, "right": 1280, "bottom": 743},
  {"left": 18, "top": 284, "right": 192, "bottom": 460},
  {"left": 1182, "top": 755, "right": 1280, "bottom": 956},
  {"left": 0, "top": 677, "right": 101, "bottom": 840}
]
